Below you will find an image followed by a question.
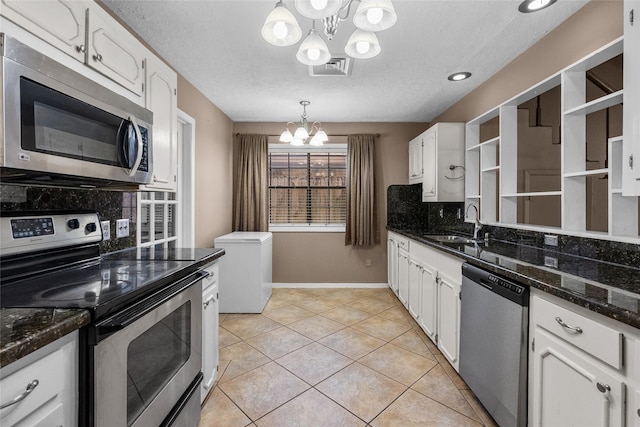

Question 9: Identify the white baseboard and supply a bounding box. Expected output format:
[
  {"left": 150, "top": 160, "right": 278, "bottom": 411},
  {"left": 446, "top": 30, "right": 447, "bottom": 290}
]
[{"left": 272, "top": 283, "right": 389, "bottom": 289}]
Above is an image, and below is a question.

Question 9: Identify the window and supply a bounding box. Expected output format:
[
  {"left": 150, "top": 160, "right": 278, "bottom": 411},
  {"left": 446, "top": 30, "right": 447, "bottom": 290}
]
[
  {"left": 137, "top": 191, "right": 178, "bottom": 248},
  {"left": 268, "top": 144, "right": 347, "bottom": 232}
]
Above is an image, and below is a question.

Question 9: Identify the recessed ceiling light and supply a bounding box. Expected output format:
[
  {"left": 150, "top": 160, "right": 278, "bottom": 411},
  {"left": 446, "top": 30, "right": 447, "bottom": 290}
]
[
  {"left": 518, "top": 0, "right": 557, "bottom": 13},
  {"left": 447, "top": 72, "right": 472, "bottom": 82}
]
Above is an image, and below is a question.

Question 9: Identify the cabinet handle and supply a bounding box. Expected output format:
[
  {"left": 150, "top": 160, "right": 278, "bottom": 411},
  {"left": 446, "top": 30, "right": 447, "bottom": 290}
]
[
  {"left": 93, "top": 53, "right": 103, "bottom": 62},
  {"left": 0, "top": 380, "right": 39, "bottom": 409},
  {"left": 76, "top": 44, "right": 85, "bottom": 53},
  {"left": 555, "top": 317, "right": 583, "bottom": 334},
  {"left": 203, "top": 294, "right": 215, "bottom": 309},
  {"left": 596, "top": 382, "right": 611, "bottom": 393}
]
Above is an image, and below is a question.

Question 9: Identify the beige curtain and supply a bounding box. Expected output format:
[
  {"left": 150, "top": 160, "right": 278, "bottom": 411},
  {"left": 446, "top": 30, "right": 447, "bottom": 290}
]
[
  {"left": 232, "top": 134, "right": 268, "bottom": 231},
  {"left": 345, "top": 134, "right": 379, "bottom": 246}
]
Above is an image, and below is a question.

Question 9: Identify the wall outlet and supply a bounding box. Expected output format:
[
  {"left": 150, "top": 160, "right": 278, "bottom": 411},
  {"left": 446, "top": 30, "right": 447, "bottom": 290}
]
[
  {"left": 365, "top": 258, "right": 372, "bottom": 267},
  {"left": 544, "top": 234, "right": 558, "bottom": 246},
  {"left": 116, "top": 219, "right": 130, "bottom": 238},
  {"left": 544, "top": 256, "right": 558, "bottom": 268},
  {"left": 100, "top": 221, "right": 110, "bottom": 241}
]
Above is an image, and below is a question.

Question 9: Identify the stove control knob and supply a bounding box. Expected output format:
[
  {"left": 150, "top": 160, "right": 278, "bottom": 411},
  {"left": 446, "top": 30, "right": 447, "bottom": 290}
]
[
  {"left": 85, "top": 222, "right": 97, "bottom": 234},
  {"left": 67, "top": 219, "right": 80, "bottom": 230}
]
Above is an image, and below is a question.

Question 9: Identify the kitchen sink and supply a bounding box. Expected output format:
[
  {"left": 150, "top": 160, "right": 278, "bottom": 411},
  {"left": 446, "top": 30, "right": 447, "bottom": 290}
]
[{"left": 424, "top": 235, "right": 479, "bottom": 244}]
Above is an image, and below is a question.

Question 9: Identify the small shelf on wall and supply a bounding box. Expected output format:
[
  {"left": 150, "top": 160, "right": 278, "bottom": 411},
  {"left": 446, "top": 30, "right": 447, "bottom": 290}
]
[
  {"left": 563, "top": 90, "right": 624, "bottom": 116},
  {"left": 564, "top": 168, "right": 609, "bottom": 178},
  {"left": 482, "top": 166, "right": 500, "bottom": 173},
  {"left": 502, "top": 191, "right": 562, "bottom": 198},
  {"left": 466, "top": 194, "right": 481, "bottom": 199}
]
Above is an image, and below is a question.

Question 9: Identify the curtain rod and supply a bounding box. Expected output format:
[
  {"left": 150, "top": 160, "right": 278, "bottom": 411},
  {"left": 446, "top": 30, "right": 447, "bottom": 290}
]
[{"left": 234, "top": 133, "right": 381, "bottom": 137}]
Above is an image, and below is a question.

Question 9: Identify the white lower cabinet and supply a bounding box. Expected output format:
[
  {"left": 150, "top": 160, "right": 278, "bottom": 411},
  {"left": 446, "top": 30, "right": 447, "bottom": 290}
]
[
  {"left": 201, "top": 261, "right": 219, "bottom": 403},
  {"left": 417, "top": 262, "right": 437, "bottom": 342},
  {"left": 0, "top": 331, "right": 78, "bottom": 427},
  {"left": 436, "top": 270, "right": 460, "bottom": 369},
  {"left": 529, "top": 290, "right": 640, "bottom": 427},
  {"left": 387, "top": 234, "right": 399, "bottom": 296},
  {"left": 397, "top": 249, "right": 409, "bottom": 308},
  {"left": 407, "top": 257, "right": 422, "bottom": 320},
  {"left": 531, "top": 328, "right": 625, "bottom": 427},
  {"left": 392, "top": 237, "right": 462, "bottom": 371}
]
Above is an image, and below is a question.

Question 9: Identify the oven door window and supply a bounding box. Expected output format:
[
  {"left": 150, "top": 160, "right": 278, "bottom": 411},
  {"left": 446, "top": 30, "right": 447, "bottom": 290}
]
[
  {"left": 20, "top": 77, "right": 125, "bottom": 167},
  {"left": 127, "top": 302, "right": 191, "bottom": 426}
]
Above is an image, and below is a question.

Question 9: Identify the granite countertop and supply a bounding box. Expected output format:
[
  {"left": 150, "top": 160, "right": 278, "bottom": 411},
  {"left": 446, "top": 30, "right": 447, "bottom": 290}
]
[
  {"left": 0, "top": 308, "right": 90, "bottom": 368},
  {"left": 389, "top": 227, "right": 640, "bottom": 329}
]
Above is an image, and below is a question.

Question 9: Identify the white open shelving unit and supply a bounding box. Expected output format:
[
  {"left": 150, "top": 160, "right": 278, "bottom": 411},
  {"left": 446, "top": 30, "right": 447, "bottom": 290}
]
[{"left": 465, "top": 37, "right": 639, "bottom": 241}]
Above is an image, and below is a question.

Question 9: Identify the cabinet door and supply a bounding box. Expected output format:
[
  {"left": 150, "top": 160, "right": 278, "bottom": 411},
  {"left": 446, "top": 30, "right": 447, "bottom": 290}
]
[
  {"left": 531, "top": 328, "right": 626, "bottom": 427},
  {"left": 418, "top": 262, "right": 437, "bottom": 341},
  {"left": 422, "top": 128, "right": 437, "bottom": 199},
  {"left": 0, "top": 0, "right": 87, "bottom": 62},
  {"left": 387, "top": 237, "right": 398, "bottom": 295},
  {"left": 201, "top": 283, "right": 219, "bottom": 402},
  {"left": 437, "top": 271, "right": 460, "bottom": 370},
  {"left": 407, "top": 258, "right": 421, "bottom": 320},
  {"left": 144, "top": 56, "right": 178, "bottom": 191},
  {"left": 397, "top": 250, "right": 409, "bottom": 308},
  {"left": 409, "top": 138, "right": 423, "bottom": 183},
  {"left": 633, "top": 389, "right": 640, "bottom": 427},
  {"left": 623, "top": 0, "right": 640, "bottom": 194},
  {"left": 86, "top": 7, "right": 145, "bottom": 96}
]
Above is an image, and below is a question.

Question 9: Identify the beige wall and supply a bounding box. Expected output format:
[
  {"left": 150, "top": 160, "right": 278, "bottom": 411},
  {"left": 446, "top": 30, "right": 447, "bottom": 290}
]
[
  {"left": 431, "top": 0, "right": 623, "bottom": 125},
  {"left": 233, "top": 122, "right": 428, "bottom": 283},
  {"left": 177, "top": 76, "right": 235, "bottom": 248}
]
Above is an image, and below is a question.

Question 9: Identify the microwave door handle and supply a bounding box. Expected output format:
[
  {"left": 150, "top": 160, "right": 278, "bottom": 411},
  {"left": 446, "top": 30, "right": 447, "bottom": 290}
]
[{"left": 128, "top": 115, "right": 144, "bottom": 177}]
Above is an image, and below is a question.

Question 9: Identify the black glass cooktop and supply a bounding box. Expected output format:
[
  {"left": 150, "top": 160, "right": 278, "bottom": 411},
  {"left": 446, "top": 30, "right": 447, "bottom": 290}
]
[{"left": 0, "top": 257, "right": 193, "bottom": 320}]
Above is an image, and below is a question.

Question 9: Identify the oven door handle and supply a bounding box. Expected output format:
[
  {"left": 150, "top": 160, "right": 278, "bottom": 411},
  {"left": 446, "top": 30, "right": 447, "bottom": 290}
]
[{"left": 94, "top": 271, "right": 205, "bottom": 342}]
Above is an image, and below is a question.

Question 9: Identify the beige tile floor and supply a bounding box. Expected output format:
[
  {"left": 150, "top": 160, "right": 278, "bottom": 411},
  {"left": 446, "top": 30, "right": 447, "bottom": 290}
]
[{"left": 200, "top": 287, "right": 499, "bottom": 427}]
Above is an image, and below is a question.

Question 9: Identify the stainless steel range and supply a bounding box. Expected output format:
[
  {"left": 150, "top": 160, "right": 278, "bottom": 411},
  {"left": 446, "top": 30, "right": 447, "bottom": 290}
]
[{"left": 0, "top": 212, "right": 216, "bottom": 427}]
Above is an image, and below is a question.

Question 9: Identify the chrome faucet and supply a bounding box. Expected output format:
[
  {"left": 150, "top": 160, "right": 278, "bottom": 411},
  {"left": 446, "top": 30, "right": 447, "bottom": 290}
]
[{"left": 465, "top": 204, "right": 482, "bottom": 241}]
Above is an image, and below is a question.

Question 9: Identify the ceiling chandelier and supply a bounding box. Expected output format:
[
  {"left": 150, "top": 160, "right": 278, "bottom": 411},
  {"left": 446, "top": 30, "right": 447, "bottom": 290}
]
[
  {"left": 261, "top": 0, "right": 397, "bottom": 66},
  {"left": 279, "top": 101, "right": 328, "bottom": 146}
]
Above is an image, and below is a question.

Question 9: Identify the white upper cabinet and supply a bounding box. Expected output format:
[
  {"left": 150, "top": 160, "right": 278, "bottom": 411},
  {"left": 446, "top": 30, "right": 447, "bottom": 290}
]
[
  {"left": 623, "top": 0, "right": 640, "bottom": 195},
  {"left": 144, "top": 55, "right": 178, "bottom": 191},
  {"left": 0, "top": 0, "right": 87, "bottom": 62},
  {"left": 408, "top": 136, "right": 423, "bottom": 184},
  {"left": 86, "top": 7, "right": 145, "bottom": 96},
  {"left": 1, "top": 1, "right": 146, "bottom": 97},
  {"left": 421, "top": 123, "right": 465, "bottom": 202}
]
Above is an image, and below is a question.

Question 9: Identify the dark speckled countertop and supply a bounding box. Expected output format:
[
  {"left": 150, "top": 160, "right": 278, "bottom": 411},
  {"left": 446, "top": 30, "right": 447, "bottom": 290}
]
[
  {"left": 0, "top": 308, "right": 90, "bottom": 368},
  {"left": 389, "top": 227, "right": 640, "bottom": 329}
]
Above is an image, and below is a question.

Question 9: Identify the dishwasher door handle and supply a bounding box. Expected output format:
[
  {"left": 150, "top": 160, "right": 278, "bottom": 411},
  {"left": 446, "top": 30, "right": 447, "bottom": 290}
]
[{"left": 555, "top": 317, "right": 583, "bottom": 334}]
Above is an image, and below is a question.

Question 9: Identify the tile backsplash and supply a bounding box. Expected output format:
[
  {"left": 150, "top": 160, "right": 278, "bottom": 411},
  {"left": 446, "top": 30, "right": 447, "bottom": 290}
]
[
  {"left": 387, "top": 184, "right": 640, "bottom": 269},
  {"left": 0, "top": 185, "right": 137, "bottom": 253}
]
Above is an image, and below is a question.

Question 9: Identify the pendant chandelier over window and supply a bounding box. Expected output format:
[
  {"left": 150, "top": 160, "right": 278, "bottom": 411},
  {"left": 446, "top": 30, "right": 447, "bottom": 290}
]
[
  {"left": 279, "top": 101, "right": 328, "bottom": 146},
  {"left": 261, "top": 0, "right": 397, "bottom": 66}
]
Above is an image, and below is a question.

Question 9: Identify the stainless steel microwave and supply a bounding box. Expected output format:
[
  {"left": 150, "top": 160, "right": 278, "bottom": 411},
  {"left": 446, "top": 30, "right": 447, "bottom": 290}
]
[{"left": 0, "top": 34, "right": 153, "bottom": 187}]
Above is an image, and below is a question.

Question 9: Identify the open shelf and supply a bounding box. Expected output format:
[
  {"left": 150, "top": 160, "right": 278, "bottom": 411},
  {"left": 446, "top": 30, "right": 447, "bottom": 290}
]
[
  {"left": 563, "top": 90, "right": 623, "bottom": 116},
  {"left": 482, "top": 166, "right": 500, "bottom": 173},
  {"left": 502, "top": 191, "right": 562, "bottom": 198},
  {"left": 563, "top": 168, "right": 609, "bottom": 178}
]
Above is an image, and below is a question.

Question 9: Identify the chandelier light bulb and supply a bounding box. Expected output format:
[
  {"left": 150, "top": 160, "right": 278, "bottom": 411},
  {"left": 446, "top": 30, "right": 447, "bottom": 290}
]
[
  {"left": 307, "top": 48, "right": 321, "bottom": 61},
  {"left": 366, "top": 8, "right": 384, "bottom": 25},
  {"left": 356, "top": 41, "right": 370, "bottom": 54},
  {"left": 310, "top": 0, "right": 328, "bottom": 11},
  {"left": 273, "top": 21, "right": 288, "bottom": 39},
  {"left": 345, "top": 29, "right": 381, "bottom": 59},
  {"left": 291, "top": 138, "right": 304, "bottom": 146}
]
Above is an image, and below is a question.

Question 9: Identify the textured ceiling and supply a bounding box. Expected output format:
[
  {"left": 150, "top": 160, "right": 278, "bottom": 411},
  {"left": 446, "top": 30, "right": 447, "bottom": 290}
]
[{"left": 101, "top": 0, "right": 588, "bottom": 123}]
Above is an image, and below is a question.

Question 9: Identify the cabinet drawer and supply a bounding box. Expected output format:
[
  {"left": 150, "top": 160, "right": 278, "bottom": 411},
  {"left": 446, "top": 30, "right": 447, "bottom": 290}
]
[
  {"left": 202, "top": 261, "right": 219, "bottom": 290},
  {"left": 396, "top": 236, "right": 410, "bottom": 251},
  {"left": 0, "top": 346, "right": 64, "bottom": 425},
  {"left": 533, "top": 296, "right": 623, "bottom": 369}
]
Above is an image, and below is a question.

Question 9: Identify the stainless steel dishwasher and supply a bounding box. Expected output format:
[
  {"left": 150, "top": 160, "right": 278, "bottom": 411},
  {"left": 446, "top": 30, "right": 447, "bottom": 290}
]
[{"left": 459, "top": 263, "right": 529, "bottom": 427}]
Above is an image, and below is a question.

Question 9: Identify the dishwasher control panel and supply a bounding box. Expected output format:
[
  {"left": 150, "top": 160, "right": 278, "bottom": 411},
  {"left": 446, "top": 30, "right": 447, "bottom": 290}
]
[{"left": 486, "top": 274, "right": 526, "bottom": 295}]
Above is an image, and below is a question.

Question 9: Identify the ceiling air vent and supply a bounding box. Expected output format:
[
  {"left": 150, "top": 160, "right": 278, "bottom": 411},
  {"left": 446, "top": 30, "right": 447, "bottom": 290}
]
[{"left": 309, "top": 57, "right": 352, "bottom": 77}]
